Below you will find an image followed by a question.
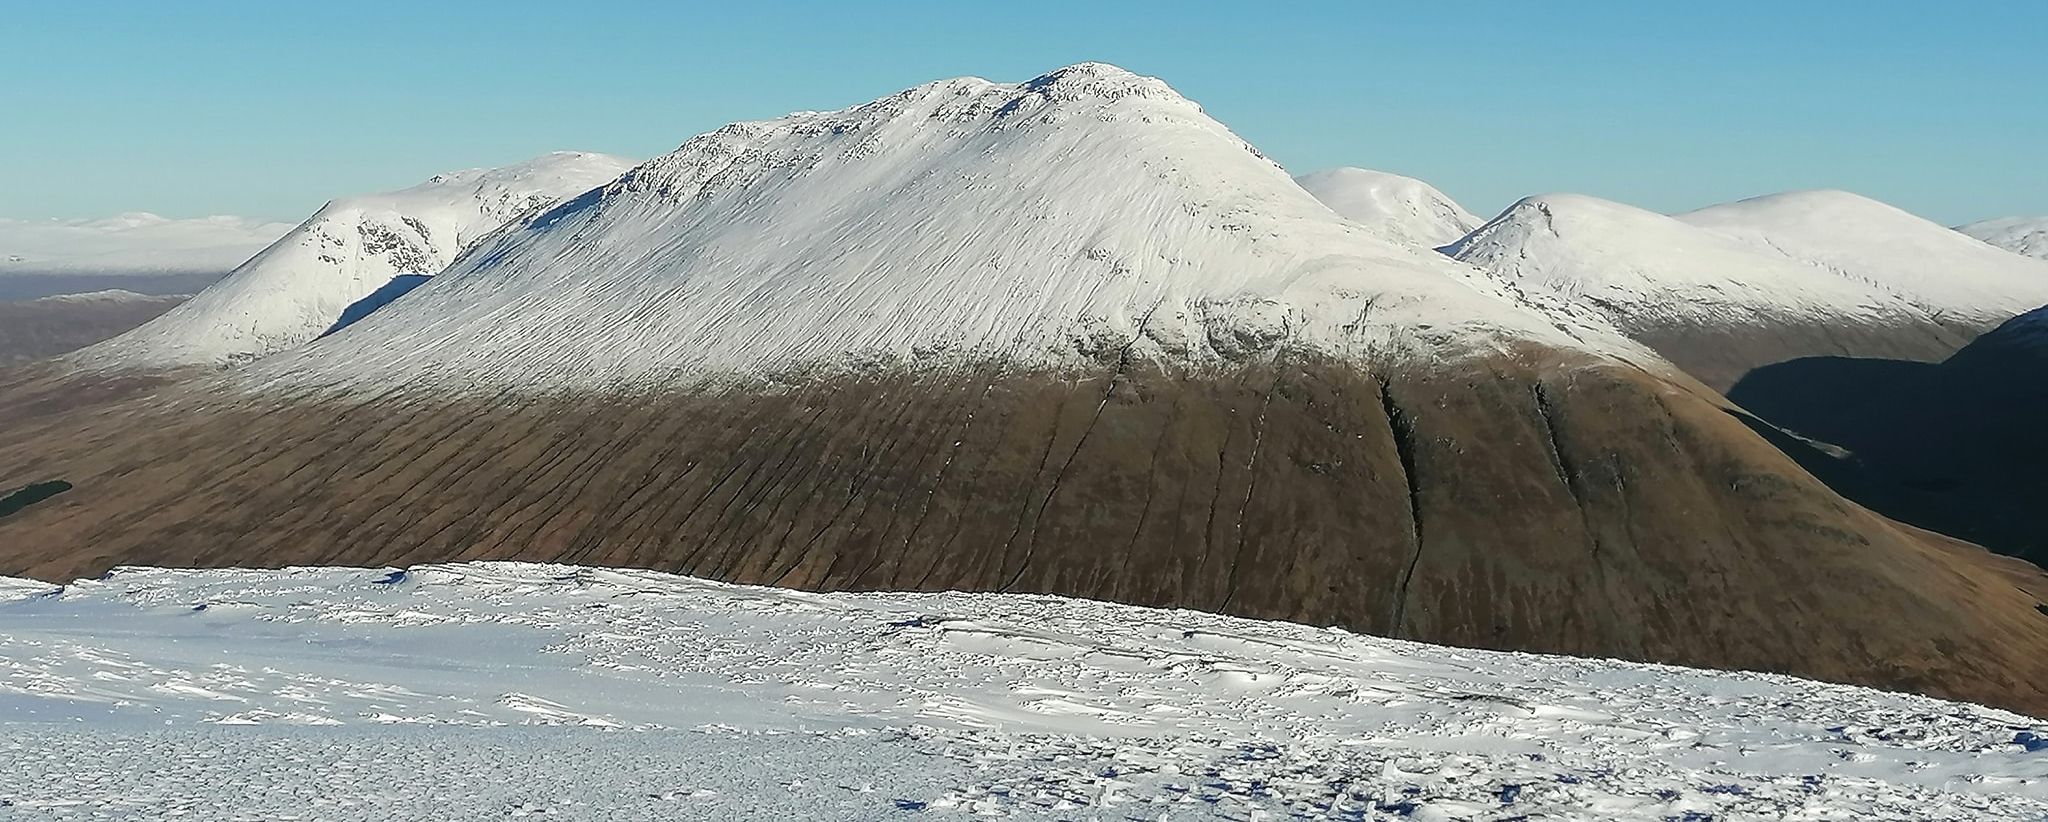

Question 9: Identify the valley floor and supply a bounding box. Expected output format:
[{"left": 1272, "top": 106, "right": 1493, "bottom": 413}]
[{"left": 0, "top": 563, "right": 2042, "bottom": 820}]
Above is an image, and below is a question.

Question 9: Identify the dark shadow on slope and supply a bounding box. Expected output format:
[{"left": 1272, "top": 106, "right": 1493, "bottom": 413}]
[
  {"left": 321, "top": 275, "right": 432, "bottom": 337},
  {"left": 1728, "top": 307, "right": 2048, "bottom": 566},
  {"left": 0, "top": 480, "right": 71, "bottom": 520}
]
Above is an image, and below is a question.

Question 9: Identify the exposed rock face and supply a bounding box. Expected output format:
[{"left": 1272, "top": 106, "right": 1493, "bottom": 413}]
[
  {"left": 2, "top": 64, "right": 2046, "bottom": 717},
  {"left": 1730, "top": 306, "right": 2048, "bottom": 569},
  {"left": 0, "top": 291, "right": 185, "bottom": 364}
]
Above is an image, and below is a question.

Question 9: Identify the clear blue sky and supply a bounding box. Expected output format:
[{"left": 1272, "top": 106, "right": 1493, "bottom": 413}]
[{"left": 3, "top": 0, "right": 2043, "bottom": 225}]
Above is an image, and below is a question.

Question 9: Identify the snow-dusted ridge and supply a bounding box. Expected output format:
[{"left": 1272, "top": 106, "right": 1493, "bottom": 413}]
[
  {"left": 0, "top": 560, "right": 2041, "bottom": 819},
  {"left": 1295, "top": 166, "right": 1480, "bottom": 249},
  {"left": 67, "top": 152, "right": 635, "bottom": 370},
  {"left": 1958, "top": 215, "right": 2048, "bottom": 260},
  {"left": 240, "top": 63, "right": 1650, "bottom": 395},
  {"left": 1445, "top": 190, "right": 2048, "bottom": 387},
  {"left": 1676, "top": 190, "right": 2048, "bottom": 322}
]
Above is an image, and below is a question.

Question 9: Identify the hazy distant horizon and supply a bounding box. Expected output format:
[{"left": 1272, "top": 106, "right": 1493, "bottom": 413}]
[{"left": 5, "top": 2, "right": 2045, "bottom": 226}]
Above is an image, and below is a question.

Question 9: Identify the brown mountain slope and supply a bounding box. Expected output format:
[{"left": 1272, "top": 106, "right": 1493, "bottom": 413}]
[
  {"left": 2, "top": 352, "right": 2046, "bottom": 715},
  {"left": 0, "top": 292, "right": 185, "bottom": 365}
]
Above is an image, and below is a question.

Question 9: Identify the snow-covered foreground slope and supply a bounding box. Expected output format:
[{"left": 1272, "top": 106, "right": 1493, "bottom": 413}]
[
  {"left": 0, "top": 563, "right": 2039, "bottom": 820},
  {"left": 68, "top": 152, "right": 633, "bottom": 370},
  {"left": 1294, "top": 167, "right": 1480, "bottom": 249},
  {"left": 0, "top": 212, "right": 290, "bottom": 278},
  {"left": 1958, "top": 216, "right": 2048, "bottom": 260},
  {"left": 256, "top": 64, "right": 1641, "bottom": 393},
  {"left": 1445, "top": 193, "right": 1983, "bottom": 388},
  {"left": 1676, "top": 191, "right": 2048, "bottom": 324}
]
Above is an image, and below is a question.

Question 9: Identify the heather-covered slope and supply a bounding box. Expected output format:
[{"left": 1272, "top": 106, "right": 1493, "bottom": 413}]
[{"left": 0, "top": 290, "right": 184, "bottom": 364}]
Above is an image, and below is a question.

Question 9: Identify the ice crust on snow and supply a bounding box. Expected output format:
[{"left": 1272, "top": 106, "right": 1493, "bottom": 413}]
[
  {"left": 1958, "top": 215, "right": 2048, "bottom": 261},
  {"left": 1675, "top": 190, "right": 2048, "bottom": 322},
  {"left": 0, "top": 212, "right": 291, "bottom": 277},
  {"left": 68, "top": 152, "right": 634, "bottom": 369},
  {"left": 0, "top": 561, "right": 2042, "bottom": 820},
  {"left": 240, "top": 64, "right": 1649, "bottom": 394},
  {"left": 1295, "top": 167, "right": 1480, "bottom": 249}
]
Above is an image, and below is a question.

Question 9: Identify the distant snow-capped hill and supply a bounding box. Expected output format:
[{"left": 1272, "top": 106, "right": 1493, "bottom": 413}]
[
  {"left": 1676, "top": 190, "right": 2048, "bottom": 325},
  {"left": 1445, "top": 193, "right": 1983, "bottom": 388},
  {"left": 1294, "top": 167, "right": 1479, "bottom": 249},
  {"left": 1957, "top": 216, "right": 2048, "bottom": 260},
  {"left": 68, "top": 151, "right": 635, "bottom": 370},
  {"left": 0, "top": 212, "right": 291, "bottom": 278}
]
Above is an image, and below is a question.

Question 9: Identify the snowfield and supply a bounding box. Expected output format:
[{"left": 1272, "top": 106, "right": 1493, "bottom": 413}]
[{"left": 0, "top": 562, "right": 2042, "bottom": 820}]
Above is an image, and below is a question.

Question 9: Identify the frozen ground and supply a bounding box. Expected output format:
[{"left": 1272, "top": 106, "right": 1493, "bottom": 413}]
[{"left": 0, "top": 562, "right": 2042, "bottom": 820}]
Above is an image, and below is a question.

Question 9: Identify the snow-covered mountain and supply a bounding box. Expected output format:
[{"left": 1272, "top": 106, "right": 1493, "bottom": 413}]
[
  {"left": 1675, "top": 190, "right": 2048, "bottom": 326},
  {"left": 1293, "top": 166, "right": 1480, "bottom": 249},
  {"left": 0, "top": 212, "right": 290, "bottom": 278},
  {"left": 253, "top": 65, "right": 1631, "bottom": 392},
  {"left": 2, "top": 562, "right": 2041, "bottom": 820},
  {"left": 1445, "top": 193, "right": 1992, "bottom": 388},
  {"left": 5, "top": 64, "right": 2048, "bottom": 719},
  {"left": 1957, "top": 215, "right": 2048, "bottom": 260},
  {"left": 67, "top": 152, "right": 634, "bottom": 369}
]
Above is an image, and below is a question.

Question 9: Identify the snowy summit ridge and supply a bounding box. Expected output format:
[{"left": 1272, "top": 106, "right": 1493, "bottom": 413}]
[
  {"left": 1957, "top": 216, "right": 2048, "bottom": 261},
  {"left": 70, "top": 151, "right": 635, "bottom": 370},
  {"left": 248, "top": 63, "right": 1642, "bottom": 393},
  {"left": 1294, "top": 167, "right": 1480, "bottom": 249}
]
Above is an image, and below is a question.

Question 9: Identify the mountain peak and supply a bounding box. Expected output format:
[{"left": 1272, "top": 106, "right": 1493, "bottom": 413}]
[{"left": 1294, "top": 167, "right": 1479, "bottom": 249}]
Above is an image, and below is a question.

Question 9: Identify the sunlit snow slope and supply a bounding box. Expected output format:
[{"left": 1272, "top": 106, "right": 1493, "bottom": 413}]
[
  {"left": 1676, "top": 191, "right": 2048, "bottom": 326},
  {"left": 1446, "top": 193, "right": 1987, "bottom": 388},
  {"left": 1295, "top": 167, "right": 1480, "bottom": 249},
  {"left": 1, "top": 562, "right": 2042, "bottom": 820},
  {"left": 253, "top": 64, "right": 1640, "bottom": 393},
  {"left": 1958, "top": 216, "right": 2048, "bottom": 260},
  {"left": 69, "top": 152, "right": 633, "bottom": 369}
]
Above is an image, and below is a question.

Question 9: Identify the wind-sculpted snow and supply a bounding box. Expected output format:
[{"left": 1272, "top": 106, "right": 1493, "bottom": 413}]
[
  {"left": 1295, "top": 167, "right": 1480, "bottom": 249},
  {"left": 1959, "top": 216, "right": 2048, "bottom": 260},
  {"left": 0, "top": 562, "right": 2040, "bottom": 820},
  {"left": 244, "top": 64, "right": 1646, "bottom": 394},
  {"left": 68, "top": 152, "right": 634, "bottom": 370}
]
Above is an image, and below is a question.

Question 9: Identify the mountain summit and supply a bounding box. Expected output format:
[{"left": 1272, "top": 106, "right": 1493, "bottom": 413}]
[
  {"left": 4, "top": 65, "right": 2047, "bottom": 715},
  {"left": 1294, "top": 167, "right": 1479, "bottom": 249},
  {"left": 68, "top": 151, "right": 634, "bottom": 370}
]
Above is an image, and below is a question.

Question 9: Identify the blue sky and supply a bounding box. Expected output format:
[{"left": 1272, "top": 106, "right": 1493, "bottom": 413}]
[{"left": 3, "top": 1, "right": 2043, "bottom": 225}]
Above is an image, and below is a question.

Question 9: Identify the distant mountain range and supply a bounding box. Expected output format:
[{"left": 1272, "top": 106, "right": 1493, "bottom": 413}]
[{"left": 1, "top": 63, "right": 2044, "bottom": 716}]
